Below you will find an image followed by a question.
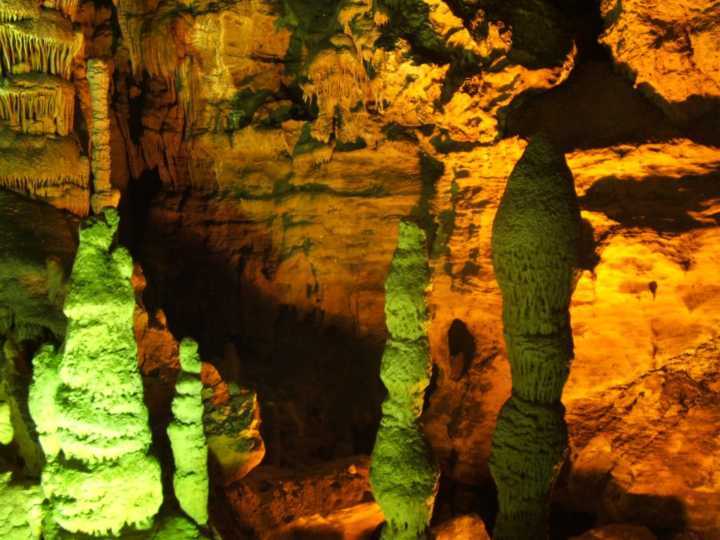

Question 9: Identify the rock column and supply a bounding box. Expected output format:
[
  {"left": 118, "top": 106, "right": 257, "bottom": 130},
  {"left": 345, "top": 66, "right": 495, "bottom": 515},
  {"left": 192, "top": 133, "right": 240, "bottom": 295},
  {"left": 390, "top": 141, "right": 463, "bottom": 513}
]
[
  {"left": 489, "top": 136, "right": 581, "bottom": 539},
  {"left": 87, "top": 59, "right": 120, "bottom": 213},
  {"left": 370, "top": 220, "right": 439, "bottom": 540}
]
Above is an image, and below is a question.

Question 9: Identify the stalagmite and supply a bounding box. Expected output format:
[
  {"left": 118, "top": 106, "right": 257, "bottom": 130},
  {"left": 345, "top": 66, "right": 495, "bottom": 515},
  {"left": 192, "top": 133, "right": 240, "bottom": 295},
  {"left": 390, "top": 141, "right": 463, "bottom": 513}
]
[
  {"left": 489, "top": 135, "right": 581, "bottom": 539},
  {"left": 167, "top": 338, "right": 209, "bottom": 526},
  {"left": 28, "top": 210, "right": 163, "bottom": 536},
  {"left": 0, "top": 11, "right": 83, "bottom": 79},
  {"left": 87, "top": 59, "right": 120, "bottom": 212},
  {"left": 0, "top": 74, "right": 75, "bottom": 135},
  {"left": 0, "top": 472, "right": 44, "bottom": 540},
  {"left": 370, "top": 220, "right": 439, "bottom": 540}
]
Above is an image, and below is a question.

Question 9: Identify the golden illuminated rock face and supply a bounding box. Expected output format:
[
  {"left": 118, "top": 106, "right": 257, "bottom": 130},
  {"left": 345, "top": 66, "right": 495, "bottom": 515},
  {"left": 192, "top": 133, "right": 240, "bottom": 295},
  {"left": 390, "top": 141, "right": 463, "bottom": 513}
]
[
  {"left": 600, "top": 0, "right": 720, "bottom": 121},
  {"left": 1, "top": 0, "right": 720, "bottom": 537}
]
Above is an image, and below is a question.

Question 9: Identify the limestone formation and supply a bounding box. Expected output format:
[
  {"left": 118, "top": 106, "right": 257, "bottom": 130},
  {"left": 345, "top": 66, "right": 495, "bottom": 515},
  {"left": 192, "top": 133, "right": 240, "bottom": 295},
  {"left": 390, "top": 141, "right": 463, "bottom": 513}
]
[
  {"left": 600, "top": 0, "right": 720, "bottom": 120},
  {"left": 87, "top": 59, "right": 120, "bottom": 212},
  {"left": 489, "top": 135, "right": 581, "bottom": 538},
  {"left": 0, "top": 0, "right": 40, "bottom": 23},
  {"left": 0, "top": 10, "right": 83, "bottom": 79},
  {"left": 370, "top": 220, "right": 439, "bottom": 540},
  {"left": 28, "top": 210, "right": 162, "bottom": 536},
  {"left": 0, "top": 189, "right": 76, "bottom": 341},
  {"left": 0, "top": 74, "right": 75, "bottom": 135},
  {"left": 0, "top": 397, "right": 11, "bottom": 444},
  {"left": 167, "top": 338, "right": 209, "bottom": 526},
  {"left": 0, "top": 472, "right": 44, "bottom": 540},
  {"left": 202, "top": 363, "right": 265, "bottom": 485},
  {"left": 0, "top": 0, "right": 88, "bottom": 213}
]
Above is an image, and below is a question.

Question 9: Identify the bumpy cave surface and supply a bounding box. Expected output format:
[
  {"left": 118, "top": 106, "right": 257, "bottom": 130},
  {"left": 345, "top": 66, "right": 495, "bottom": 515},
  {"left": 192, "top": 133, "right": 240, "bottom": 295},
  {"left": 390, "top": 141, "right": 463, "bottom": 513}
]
[{"left": 0, "top": 0, "right": 719, "bottom": 538}]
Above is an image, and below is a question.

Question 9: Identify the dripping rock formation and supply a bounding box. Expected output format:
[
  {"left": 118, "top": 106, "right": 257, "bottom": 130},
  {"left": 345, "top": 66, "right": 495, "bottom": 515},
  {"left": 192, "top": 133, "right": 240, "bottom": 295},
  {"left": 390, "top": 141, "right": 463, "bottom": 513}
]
[{"left": 0, "top": 0, "right": 719, "bottom": 538}]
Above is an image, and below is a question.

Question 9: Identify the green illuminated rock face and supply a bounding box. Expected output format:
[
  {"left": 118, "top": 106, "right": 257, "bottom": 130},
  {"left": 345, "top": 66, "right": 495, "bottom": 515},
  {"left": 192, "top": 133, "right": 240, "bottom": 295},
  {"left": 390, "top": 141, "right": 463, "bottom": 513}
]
[
  {"left": 0, "top": 472, "right": 44, "bottom": 540},
  {"left": 1, "top": 342, "right": 45, "bottom": 476},
  {"left": 167, "top": 338, "right": 208, "bottom": 526},
  {"left": 370, "top": 220, "right": 439, "bottom": 540},
  {"left": 489, "top": 135, "right": 581, "bottom": 539},
  {"left": 28, "top": 209, "right": 162, "bottom": 537},
  {"left": 0, "top": 394, "right": 12, "bottom": 444}
]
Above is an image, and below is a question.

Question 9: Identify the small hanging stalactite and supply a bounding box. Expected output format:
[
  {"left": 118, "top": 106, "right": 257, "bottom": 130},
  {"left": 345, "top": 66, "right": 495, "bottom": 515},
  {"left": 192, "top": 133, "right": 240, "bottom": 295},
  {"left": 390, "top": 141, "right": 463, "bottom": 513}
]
[
  {"left": 0, "top": 75, "right": 75, "bottom": 134},
  {"left": 0, "top": 12, "right": 83, "bottom": 79}
]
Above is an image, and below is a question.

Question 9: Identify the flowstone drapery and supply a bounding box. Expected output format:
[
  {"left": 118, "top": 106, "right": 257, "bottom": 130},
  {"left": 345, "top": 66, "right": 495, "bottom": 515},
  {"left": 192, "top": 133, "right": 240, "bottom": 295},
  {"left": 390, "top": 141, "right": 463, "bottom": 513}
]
[
  {"left": 0, "top": 0, "right": 90, "bottom": 214},
  {"left": 370, "top": 220, "right": 439, "bottom": 540},
  {"left": 29, "top": 210, "right": 163, "bottom": 536},
  {"left": 489, "top": 135, "right": 581, "bottom": 539}
]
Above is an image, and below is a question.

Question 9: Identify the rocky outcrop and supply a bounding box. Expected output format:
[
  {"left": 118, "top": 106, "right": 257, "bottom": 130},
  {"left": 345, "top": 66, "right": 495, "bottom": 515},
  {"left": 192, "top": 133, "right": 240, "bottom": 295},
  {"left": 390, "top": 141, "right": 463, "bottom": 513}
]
[
  {"left": 570, "top": 524, "right": 657, "bottom": 540},
  {"left": 566, "top": 339, "right": 720, "bottom": 534},
  {"left": 0, "top": 189, "right": 77, "bottom": 341},
  {"left": 202, "top": 362, "right": 265, "bottom": 485},
  {"left": 223, "top": 456, "right": 377, "bottom": 538},
  {"left": 432, "top": 514, "right": 491, "bottom": 540},
  {"left": 370, "top": 221, "right": 439, "bottom": 539},
  {"left": 600, "top": 0, "right": 720, "bottom": 122}
]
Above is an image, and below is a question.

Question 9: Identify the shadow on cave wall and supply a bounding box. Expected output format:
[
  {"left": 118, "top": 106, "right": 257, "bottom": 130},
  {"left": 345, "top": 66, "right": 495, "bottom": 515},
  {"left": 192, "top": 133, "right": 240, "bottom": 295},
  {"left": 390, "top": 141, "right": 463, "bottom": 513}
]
[
  {"left": 580, "top": 172, "right": 720, "bottom": 234},
  {"left": 121, "top": 184, "right": 386, "bottom": 468},
  {"left": 503, "top": 0, "right": 720, "bottom": 151}
]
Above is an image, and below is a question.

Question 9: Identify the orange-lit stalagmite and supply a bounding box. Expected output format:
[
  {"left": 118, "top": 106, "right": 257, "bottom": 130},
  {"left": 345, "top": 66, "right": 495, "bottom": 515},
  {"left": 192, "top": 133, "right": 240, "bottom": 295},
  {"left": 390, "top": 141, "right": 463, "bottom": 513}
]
[{"left": 489, "top": 136, "right": 581, "bottom": 539}]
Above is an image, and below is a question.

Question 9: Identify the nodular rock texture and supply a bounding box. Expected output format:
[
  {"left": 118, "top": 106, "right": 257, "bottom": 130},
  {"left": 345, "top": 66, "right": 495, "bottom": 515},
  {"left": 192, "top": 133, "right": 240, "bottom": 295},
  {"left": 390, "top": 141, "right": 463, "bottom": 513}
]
[
  {"left": 29, "top": 210, "right": 163, "bottom": 536},
  {"left": 370, "top": 220, "right": 439, "bottom": 540},
  {"left": 489, "top": 136, "right": 581, "bottom": 538},
  {"left": 167, "top": 337, "right": 209, "bottom": 526}
]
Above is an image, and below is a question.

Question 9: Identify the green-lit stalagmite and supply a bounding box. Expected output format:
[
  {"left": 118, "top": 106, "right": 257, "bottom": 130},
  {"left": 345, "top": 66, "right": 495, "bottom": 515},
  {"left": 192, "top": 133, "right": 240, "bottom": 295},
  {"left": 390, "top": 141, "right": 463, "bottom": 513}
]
[
  {"left": 0, "top": 472, "right": 44, "bottom": 539},
  {"left": 29, "top": 210, "right": 163, "bottom": 536},
  {"left": 370, "top": 220, "right": 439, "bottom": 540},
  {"left": 489, "top": 135, "right": 581, "bottom": 539},
  {"left": 167, "top": 338, "right": 209, "bottom": 526}
]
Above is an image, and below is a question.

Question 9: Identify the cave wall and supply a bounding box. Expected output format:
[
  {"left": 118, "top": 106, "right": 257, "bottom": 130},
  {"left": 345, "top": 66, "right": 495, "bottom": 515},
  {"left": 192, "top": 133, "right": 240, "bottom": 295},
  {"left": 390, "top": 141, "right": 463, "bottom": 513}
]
[{"left": 1, "top": 0, "right": 720, "bottom": 537}]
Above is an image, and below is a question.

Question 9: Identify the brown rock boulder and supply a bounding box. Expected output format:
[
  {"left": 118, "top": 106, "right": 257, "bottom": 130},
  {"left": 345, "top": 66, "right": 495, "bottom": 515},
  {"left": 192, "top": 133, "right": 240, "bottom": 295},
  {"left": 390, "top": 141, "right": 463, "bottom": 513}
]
[{"left": 571, "top": 524, "right": 657, "bottom": 540}]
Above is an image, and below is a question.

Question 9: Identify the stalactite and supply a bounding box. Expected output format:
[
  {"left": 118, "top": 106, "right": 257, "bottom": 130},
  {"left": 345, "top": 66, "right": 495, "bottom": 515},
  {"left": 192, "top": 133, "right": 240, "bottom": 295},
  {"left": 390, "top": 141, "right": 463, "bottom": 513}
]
[
  {"left": 28, "top": 210, "right": 163, "bottom": 536},
  {"left": 0, "top": 130, "right": 90, "bottom": 215},
  {"left": 489, "top": 135, "right": 581, "bottom": 539},
  {"left": 0, "top": 11, "right": 83, "bottom": 79},
  {"left": 0, "top": 0, "right": 39, "bottom": 23},
  {"left": 140, "top": 12, "right": 187, "bottom": 84},
  {"left": 43, "top": 0, "right": 81, "bottom": 21},
  {"left": 167, "top": 338, "right": 209, "bottom": 526},
  {"left": 302, "top": 45, "right": 379, "bottom": 143},
  {"left": 87, "top": 59, "right": 120, "bottom": 212},
  {"left": 112, "top": 0, "right": 144, "bottom": 77},
  {"left": 0, "top": 74, "right": 75, "bottom": 135},
  {"left": 370, "top": 220, "right": 439, "bottom": 540}
]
